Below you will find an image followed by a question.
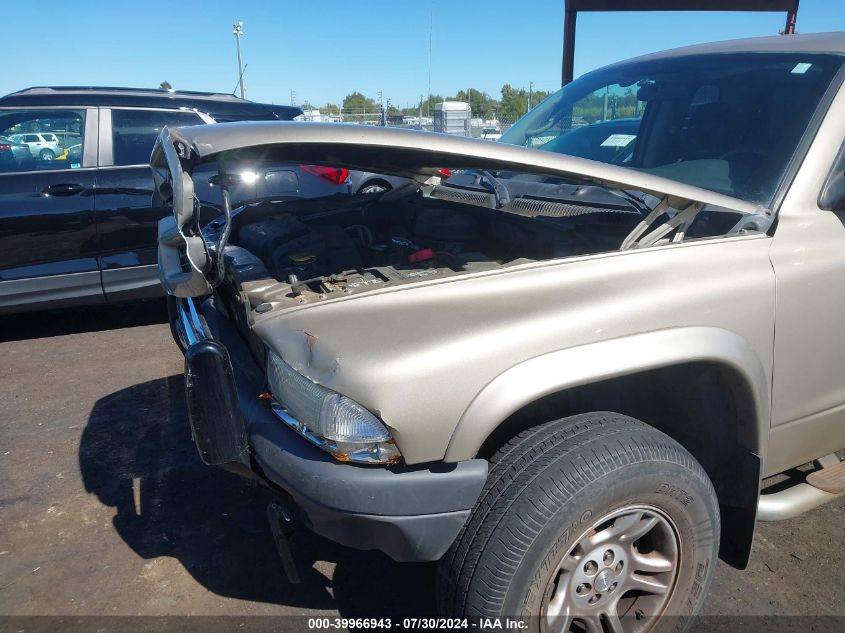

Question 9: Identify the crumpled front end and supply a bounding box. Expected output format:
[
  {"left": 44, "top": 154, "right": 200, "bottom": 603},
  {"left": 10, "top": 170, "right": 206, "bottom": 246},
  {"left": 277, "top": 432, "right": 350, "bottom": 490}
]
[{"left": 168, "top": 294, "right": 488, "bottom": 562}]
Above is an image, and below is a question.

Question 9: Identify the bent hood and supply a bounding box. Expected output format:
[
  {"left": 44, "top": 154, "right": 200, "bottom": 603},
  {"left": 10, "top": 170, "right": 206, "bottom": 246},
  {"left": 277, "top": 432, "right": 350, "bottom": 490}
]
[{"left": 151, "top": 121, "right": 765, "bottom": 297}]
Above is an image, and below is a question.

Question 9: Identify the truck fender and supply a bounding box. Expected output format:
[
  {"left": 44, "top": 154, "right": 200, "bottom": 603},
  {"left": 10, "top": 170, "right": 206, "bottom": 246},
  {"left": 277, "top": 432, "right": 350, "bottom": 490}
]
[{"left": 444, "top": 326, "right": 770, "bottom": 463}]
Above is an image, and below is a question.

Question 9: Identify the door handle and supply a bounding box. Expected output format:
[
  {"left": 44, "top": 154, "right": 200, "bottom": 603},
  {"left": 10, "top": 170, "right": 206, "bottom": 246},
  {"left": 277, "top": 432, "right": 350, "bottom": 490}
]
[{"left": 43, "top": 183, "right": 84, "bottom": 197}]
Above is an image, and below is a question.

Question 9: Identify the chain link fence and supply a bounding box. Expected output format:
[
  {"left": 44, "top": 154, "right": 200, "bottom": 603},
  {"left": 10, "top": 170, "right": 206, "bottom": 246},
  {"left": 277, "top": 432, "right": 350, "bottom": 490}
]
[{"left": 302, "top": 109, "right": 518, "bottom": 140}]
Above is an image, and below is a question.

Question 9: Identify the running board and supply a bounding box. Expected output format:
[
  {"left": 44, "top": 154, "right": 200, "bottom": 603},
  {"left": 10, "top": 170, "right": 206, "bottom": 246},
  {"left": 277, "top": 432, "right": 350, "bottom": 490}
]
[
  {"left": 806, "top": 460, "right": 845, "bottom": 493},
  {"left": 757, "top": 459, "right": 845, "bottom": 521}
]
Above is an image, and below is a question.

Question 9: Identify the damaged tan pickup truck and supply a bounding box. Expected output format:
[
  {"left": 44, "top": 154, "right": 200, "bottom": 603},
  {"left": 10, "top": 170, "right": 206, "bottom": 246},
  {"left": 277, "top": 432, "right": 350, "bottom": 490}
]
[{"left": 154, "top": 32, "right": 845, "bottom": 633}]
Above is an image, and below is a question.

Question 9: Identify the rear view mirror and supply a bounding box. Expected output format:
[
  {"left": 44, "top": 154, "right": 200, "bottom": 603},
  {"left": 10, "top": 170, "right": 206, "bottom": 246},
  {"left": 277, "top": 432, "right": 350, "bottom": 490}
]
[
  {"left": 636, "top": 81, "right": 687, "bottom": 102},
  {"left": 820, "top": 143, "right": 845, "bottom": 212},
  {"left": 636, "top": 83, "right": 658, "bottom": 102}
]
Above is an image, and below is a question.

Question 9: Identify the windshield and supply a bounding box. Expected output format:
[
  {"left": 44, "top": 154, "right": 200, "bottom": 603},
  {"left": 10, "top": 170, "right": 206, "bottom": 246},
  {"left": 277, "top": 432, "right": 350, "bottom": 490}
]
[{"left": 501, "top": 52, "right": 844, "bottom": 205}]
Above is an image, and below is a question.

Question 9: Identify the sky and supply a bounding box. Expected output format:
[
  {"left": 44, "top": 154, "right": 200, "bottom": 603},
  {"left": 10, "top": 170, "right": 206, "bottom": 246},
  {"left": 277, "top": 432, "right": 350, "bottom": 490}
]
[{"left": 3, "top": 0, "right": 845, "bottom": 108}]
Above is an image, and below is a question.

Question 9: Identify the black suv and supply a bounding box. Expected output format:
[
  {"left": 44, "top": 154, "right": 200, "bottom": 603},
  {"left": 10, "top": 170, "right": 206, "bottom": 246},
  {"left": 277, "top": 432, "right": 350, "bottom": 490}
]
[{"left": 0, "top": 87, "right": 361, "bottom": 314}]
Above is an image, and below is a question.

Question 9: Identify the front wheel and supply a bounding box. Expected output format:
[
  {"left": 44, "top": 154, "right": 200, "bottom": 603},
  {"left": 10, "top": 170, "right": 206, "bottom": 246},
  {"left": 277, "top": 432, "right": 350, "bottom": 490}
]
[
  {"left": 438, "top": 412, "right": 720, "bottom": 633},
  {"left": 39, "top": 149, "right": 55, "bottom": 161}
]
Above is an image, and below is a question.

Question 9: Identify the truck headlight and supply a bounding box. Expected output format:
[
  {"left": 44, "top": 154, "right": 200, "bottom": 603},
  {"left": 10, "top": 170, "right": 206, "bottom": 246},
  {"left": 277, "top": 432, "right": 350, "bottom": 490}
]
[{"left": 266, "top": 350, "right": 401, "bottom": 465}]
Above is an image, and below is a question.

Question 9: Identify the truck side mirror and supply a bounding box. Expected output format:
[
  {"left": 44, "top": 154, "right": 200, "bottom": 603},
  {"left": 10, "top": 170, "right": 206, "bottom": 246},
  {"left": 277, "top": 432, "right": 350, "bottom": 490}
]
[{"left": 820, "top": 144, "right": 845, "bottom": 212}]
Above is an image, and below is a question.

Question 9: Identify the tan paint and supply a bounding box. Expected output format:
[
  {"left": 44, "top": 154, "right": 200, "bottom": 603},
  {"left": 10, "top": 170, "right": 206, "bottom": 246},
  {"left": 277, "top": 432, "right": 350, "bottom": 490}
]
[
  {"left": 254, "top": 234, "right": 776, "bottom": 464},
  {"left": 766, "top": 77, "right": 845, "bottom": 475}
]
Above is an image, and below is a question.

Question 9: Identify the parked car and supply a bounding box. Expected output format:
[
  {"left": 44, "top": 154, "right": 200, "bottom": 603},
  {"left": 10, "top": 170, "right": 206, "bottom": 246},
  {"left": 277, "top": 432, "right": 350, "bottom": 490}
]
[
  {"left": 0, "top": 86, "right": 365, "bottom": 315},
  {"left": 8, "top": 131, "right": 62, "bottom": 160},
  {"left": 156, "top": 32, "right": 845, "bottom": 630},
  {"left": 348, "top": 170, "right": 409, "bottom": 194},
  {"left": 480, "top": 126, "right": 502, "bottom": 141},
  {"left": 0, "top": 135, "right": 31, "bottom": 166}
]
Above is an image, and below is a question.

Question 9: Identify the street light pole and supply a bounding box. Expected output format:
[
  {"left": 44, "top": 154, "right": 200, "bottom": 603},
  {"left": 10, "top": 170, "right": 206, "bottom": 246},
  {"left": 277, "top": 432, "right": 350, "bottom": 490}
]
[{"left": 233, "top": 21, "right": 245, "bottom": 99}]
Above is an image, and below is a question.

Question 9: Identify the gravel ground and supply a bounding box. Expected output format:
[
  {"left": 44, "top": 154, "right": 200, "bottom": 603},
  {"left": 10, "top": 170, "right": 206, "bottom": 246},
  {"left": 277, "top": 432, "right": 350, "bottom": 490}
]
[{"left": 0, "top": 301, "right": 843, "bottom": 630}]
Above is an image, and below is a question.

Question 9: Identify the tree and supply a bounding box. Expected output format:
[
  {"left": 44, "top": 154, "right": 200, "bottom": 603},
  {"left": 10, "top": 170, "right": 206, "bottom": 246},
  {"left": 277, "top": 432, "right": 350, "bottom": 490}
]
[
  {"left": 330, "top": 84, "right": 555, "bottom": 122},
  {"left": 322, "top": 103, "right": 340, "bottom": 115},
  {"left": 424, "top": 94, "right": 444, "bottom": 117},
  {"left": 499, "top": 84, "right": 526, "bottom": 121},
  {"left": 399, "top": 94, "right": 445, "bottom": 118},
  {"left": 342, "top": 92, "right": 378, "bottom": 114},
  {"left": 498, "top": 85, "right": 551, "bottom": 121},
  {"left": 571, "top": 87, "right": 637, "bottom": 124},
  {"left": 453, "top": 89, "right": 498, "bottom": 119}
]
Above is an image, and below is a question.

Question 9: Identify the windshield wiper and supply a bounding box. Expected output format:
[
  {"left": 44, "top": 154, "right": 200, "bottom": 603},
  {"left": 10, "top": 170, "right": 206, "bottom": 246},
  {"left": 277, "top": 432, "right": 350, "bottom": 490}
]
[
  {"left": 610, "top": 189, "right": 654, "bottom": 216},
  {"left": 479, "top": 170, "right": 511, "bottom": 209}
]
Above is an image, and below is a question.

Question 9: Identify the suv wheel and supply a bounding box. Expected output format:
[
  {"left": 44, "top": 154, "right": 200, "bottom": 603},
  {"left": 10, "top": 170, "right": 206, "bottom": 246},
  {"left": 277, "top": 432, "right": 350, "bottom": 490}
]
[
  {"left": 438, "top": 412, "right": 720, "bottom": 633},
  {"left": 39, "top": 148, "right": 55, "bottom": 161}
]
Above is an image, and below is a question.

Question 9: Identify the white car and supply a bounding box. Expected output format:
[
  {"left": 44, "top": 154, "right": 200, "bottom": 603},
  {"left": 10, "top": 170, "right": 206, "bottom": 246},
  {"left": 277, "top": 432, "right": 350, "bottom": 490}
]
[
  {"left": 480, "top": 126, "right": 502, "bottom": 141},
  {"left": 9, "top": 132, "right": 62, "bottom": 160}
]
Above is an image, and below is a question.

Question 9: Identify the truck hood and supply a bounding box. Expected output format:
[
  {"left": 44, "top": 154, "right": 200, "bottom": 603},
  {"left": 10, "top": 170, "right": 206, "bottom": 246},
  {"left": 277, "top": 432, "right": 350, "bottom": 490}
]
[{"left": 152, "top": 121, "right": 766, "bottom": 297}]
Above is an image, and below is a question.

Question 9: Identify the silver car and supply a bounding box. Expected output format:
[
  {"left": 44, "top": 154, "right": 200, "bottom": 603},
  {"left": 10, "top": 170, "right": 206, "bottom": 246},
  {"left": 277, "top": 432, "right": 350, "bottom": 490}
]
[
  {"left": 8, "top": 131, "right": 62, "bottom": 160},
  {"left": 0, "top": 135, "right": 31, "bottom": 165},
  {"left": 154, "top": 32, "right": 845, "bottom": 631}
]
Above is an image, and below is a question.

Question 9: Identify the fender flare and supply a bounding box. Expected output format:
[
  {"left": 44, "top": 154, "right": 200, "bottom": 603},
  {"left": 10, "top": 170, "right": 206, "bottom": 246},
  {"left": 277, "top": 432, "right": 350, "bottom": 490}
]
[{"left": 444, "top": 326, "right": 770, "bottom": 462}]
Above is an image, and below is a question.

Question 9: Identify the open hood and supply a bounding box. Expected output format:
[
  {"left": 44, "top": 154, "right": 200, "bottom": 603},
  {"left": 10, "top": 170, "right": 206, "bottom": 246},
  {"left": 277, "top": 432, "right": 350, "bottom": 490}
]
[{"left": 152, "top": 121, "right": 767, "bottom": 298}]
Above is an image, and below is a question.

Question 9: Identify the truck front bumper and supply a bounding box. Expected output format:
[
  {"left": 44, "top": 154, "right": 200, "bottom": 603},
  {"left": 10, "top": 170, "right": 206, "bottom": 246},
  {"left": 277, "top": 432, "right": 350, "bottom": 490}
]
[{"left": 170, "top": 296, "right": 488, "bottom": 562}]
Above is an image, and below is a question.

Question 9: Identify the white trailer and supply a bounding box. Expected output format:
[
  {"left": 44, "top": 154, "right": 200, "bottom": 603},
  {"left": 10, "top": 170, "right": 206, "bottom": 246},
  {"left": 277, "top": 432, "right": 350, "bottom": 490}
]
[{"left": 434, "top": 101, "right": 471, "bottom": 136}]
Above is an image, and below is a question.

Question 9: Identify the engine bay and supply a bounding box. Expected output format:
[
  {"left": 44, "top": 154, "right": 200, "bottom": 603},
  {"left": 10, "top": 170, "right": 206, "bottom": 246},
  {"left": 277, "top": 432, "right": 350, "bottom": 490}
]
[{"left": 206, "top": 189, "right": 645, "bottom": 314}]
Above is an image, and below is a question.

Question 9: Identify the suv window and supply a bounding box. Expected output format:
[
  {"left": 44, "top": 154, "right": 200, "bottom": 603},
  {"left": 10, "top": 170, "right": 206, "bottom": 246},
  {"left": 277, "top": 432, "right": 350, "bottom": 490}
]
[
  {"left": 112, "top": 109, "right": 205, "bottom": 166},
  {"left": 0, "top": 109, "right": 85, "bottom": 172}
]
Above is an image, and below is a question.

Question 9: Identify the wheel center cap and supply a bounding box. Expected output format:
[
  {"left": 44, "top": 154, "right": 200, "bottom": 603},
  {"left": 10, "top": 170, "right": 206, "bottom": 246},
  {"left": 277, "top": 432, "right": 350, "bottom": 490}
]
[{"left": 594, "top": 569, "right": 614, "bottom": 593}]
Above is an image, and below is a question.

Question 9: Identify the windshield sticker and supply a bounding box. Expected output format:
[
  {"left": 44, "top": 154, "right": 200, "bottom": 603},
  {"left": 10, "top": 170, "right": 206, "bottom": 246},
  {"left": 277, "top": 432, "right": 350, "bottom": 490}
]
[
  {"left": 791, "top": 62, "right": 813, "bottom": 74},
  {"left": 601, "top": 134, "right": 637, "bottom": 148},
  {"left": 71, "top": 163, "right": 81, "bottom": 169}
]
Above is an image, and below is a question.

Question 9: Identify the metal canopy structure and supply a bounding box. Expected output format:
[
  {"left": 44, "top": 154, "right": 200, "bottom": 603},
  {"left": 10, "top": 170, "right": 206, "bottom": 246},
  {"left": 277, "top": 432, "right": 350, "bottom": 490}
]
[{"left": 562, "top": 0, "right": 801, "bottom": 85}]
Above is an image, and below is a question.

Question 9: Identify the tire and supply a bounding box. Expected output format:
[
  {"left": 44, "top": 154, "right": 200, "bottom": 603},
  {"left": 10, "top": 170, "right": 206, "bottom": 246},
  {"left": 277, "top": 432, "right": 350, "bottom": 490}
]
[
  {"left": 358, "top": 180, "right": 391, "bottom": 195},
  {"left": 437, "top": 412, "right": 720, "bottom": 633},
  {"left": 39, "top": 149, "right": 55, "bottom": 161}
]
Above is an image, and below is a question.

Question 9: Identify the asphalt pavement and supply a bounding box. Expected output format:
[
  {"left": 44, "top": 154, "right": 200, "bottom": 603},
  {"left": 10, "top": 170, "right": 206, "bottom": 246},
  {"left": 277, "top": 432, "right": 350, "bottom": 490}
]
[{"left": 0, "top": 301, "right": 843, "bottom": 630}]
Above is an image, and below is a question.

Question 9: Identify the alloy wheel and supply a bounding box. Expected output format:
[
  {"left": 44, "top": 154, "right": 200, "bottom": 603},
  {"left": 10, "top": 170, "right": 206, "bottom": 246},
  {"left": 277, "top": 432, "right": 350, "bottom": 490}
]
[{"left": 541, "top": 505, "right": 680, "bottom": 633}]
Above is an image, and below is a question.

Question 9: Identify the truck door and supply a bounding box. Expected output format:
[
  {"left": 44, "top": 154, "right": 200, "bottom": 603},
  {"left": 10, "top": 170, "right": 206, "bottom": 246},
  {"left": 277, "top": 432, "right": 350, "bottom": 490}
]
[{"left": 767, "top": 100, "right": 845, "bottom": 475}]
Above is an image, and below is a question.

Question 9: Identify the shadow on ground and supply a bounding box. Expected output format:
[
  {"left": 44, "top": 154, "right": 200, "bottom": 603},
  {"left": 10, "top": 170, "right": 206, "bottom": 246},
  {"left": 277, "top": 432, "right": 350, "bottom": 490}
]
[
  {"left": 0, "top": 299, "right": 170, "bottom": 343},
  {"left": 79, "top": 373, "right": 435, "bottom": 616}
]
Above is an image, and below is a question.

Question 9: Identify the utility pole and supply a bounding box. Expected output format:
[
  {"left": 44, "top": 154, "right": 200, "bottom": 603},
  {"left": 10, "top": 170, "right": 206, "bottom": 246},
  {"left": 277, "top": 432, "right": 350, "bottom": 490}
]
[
  {"left": 528, "top": 81, "right": 533, "bottom": 112},
  {"left": 427, "top": 4, "right": 433, "bottom": 118},
  {"left": 602, "top": 85, "right": 609, "bottom": 121},
  {"left": 233, "top": 21, "right": 245, "bottom": 99},
  {"left": 290, "top": 90, "right": 296, "bottom": 106}
]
